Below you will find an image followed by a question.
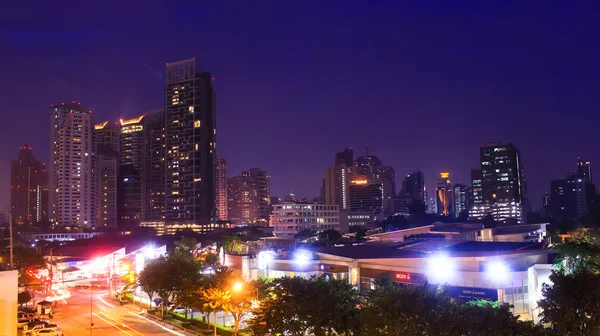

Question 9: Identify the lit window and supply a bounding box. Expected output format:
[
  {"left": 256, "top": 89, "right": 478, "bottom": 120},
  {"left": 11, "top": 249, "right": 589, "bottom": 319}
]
[
  {"left": 194, "top": 120, "right": 201, "bottom": 128},
  {"left": 188, "top": 106, "right": 194, "bottom": 113}
]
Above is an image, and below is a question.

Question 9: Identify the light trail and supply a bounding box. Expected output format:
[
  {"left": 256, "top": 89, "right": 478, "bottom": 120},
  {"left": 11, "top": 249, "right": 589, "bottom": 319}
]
[
  {"left": 127, "top": 311, "right": 186, "bottom": 336},
  {"left": 97, "top": 295, "right": 116, "bottom": 308},
  {"left": 99, "top": 312, "right": 145, "bottom": 336},
  {"left": 93, "top": 312, "right": 134, "bottom": 336}
]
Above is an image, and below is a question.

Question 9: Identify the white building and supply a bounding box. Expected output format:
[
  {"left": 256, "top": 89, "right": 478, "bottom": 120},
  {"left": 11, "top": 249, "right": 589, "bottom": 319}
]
[
  {"left": 272, "top": 202, "right": 340, "bottom": 238},
  {"left": 0, "top": 270, "right": 18, "bottom": 335},
  {"left": 49, "top": 103, "right": 97, "bottom": 227}
]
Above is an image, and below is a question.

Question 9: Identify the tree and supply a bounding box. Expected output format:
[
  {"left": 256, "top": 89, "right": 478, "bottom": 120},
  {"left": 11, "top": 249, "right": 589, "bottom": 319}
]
[
  {"left": 319, "top": 229, "right": 342, "bottom": 246},
  {"left": 201, "top": 287, "right": 231, "bottom": 336},
  {"left": 553, "top": 240, "right": 600, "bottom": 274},
  {"left": 18, "top": 291, "right": 32, "bottom": 307},
  {"left": 294, "top": 229, "right": 317, "bottom": 239},
  {"left": 538, "top": 270, "right": 600, "bottom": 336},
  {"left": 225, "top": 282, "right": 255, "bottom": 336},
  {"left": 1, "top": 246, "right": 47, "bottom": 285},
  {"left": 138, "top": 260, "right": 163, "bottom": 309}
]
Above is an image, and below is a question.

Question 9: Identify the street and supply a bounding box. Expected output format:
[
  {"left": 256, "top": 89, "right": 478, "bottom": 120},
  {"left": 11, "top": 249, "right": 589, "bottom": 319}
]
[{"left": 50, "top": 288, "right": 187, "bottom": 335}]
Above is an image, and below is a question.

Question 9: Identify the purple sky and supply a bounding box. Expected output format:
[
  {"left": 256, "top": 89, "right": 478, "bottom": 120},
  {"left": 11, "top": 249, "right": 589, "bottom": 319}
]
[{"left": 1, "top": 1, "right": 599, "bottom": 209}]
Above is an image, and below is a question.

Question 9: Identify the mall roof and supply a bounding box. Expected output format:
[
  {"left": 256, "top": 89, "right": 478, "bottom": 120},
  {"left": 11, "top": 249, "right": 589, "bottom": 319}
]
[{"left": 313, "top": 243, "right": 428, "bottom": 259}]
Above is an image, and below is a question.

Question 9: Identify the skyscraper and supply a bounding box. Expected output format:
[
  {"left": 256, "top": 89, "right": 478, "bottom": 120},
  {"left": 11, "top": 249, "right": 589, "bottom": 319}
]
[
  {"left": 468, "top": 169, "right": 487, "bottom": 220},
  {"left": 10, "top": 144, "right": 48, "bottom": 225},
  {"left": 215, "top": 157, "right": 228, "bottom": 221},
  {"left": 348, "top": 178, "right": 385, "bottom": 226},
  {"left": 165, "top": 58, "right": 216, "bottom": 225},
  {"left": 480, "top": 142, "right": 526, "bottom": 224},
  {"left": 142, "top": 109, "right": 165, "bottom": 222},
  {"left": 119, "top": 115, "right": 145, "bottom": 226},
  {"left": 248, "top": 168, "right": 271, "bottom": 221},
  {"left": 577, "top": 157, "right": 592, "bottom": 183},
  {"left": 227, "top": 172, "right": 259, "bottom": 223},
  {"left": 401, "top": 170, "right": 426, "bottom": 205},
  {"left": 353, "top": 154, "right": 395, "bottom": 215},
  {"left": 435, "top": 172, "right": 453, "bottom": 216},
  {"left": 453, "top": 183, "right": 469, "bottom": 218},
  {"left": 49, "top": 102, "right": 97, "bottom": 227},
  {"left": 324, "top": 148, "right": 354, "bottom": 210},
  {"left": 94, "top": 122, "right": 119, "bottom": 227}
]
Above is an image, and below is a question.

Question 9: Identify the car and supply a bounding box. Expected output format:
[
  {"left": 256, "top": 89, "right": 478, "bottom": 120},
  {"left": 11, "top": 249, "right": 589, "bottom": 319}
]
[
  {"left": 18, "top": 312, "right": 37, "bottom": 319},
  {"left": 23, "top": 321, "right": 49, "bottom": 331},
  {"left": 17, "top": 318, "right": 48, "bottom": 329},
  {"left": 32, "top": 328, "right": 62, "bottom": 336},
  {"left": 172, "top": 307, "right": 191, "bottom": 314},
  {"left": 24, "top": 323, "right": 58, "bottom": 336}
]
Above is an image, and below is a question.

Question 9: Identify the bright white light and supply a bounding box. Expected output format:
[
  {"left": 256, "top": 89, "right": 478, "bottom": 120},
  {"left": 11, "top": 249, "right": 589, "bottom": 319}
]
[
  {"left": 427, "top": 253, "right": 455, "bottom": 284},
  {"left": 143, "top": 245, "right": 155, "bottom": 258},
  {"left": 135, "top": 253, "right": 145, "bottom": 274},
  {"left": 258, "top": 251, "right": 277, "bottom": 269},
  {"left": 486, "top": 260, "right": 509, "bottom": 281},
  {"left": 294, "top": 250, "right": 311, "bottom": 266}
]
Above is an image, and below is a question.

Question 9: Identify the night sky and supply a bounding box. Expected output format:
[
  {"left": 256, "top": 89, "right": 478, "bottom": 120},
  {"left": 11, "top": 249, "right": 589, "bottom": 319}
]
[{"left": 1, "top": 1, "right": 599, "bottom": 209}]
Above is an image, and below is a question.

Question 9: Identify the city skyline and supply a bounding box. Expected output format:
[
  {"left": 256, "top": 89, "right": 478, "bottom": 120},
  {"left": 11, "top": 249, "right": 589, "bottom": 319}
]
[{"left": 2, "top": 2, "right": 600, "bottom": 209}]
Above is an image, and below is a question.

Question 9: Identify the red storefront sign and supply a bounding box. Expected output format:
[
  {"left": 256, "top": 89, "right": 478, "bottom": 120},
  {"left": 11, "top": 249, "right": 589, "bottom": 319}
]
[{"left": 395, "top": 272, "right": 412, "bottom": 281}]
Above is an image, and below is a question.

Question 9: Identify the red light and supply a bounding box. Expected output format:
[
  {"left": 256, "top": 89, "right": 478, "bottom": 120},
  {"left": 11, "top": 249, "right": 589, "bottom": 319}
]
[
  {"left": 212, "top": 77, "right": 215, "bottom": 80},
  {"left": 395, "top": 272, "right": 411, "bottom": 280}
]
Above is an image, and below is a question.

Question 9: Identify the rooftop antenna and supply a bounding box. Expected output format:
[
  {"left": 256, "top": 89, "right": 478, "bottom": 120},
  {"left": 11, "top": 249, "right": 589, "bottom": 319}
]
[{"left": 365, "top": 144, "right": 370, "bottom": 156}]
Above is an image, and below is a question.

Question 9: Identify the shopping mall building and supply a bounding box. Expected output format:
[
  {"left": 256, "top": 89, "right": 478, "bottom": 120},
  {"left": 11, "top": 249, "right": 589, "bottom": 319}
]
[{"left": 225, "top": 223, "right": 554, "bottom": 322}]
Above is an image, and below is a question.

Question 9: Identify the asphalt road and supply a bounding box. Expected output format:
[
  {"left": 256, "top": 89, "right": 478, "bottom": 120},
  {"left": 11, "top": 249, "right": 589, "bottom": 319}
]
[{"left": 50, "top": 289, "right": 187, "bottom": 336}]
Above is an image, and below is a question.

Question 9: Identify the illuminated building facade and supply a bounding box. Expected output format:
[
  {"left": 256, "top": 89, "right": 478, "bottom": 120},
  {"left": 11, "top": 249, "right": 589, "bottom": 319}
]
[
  {"left": 49, "top": 103, "right": 97, "bottom": 227},
  {"left": 435, "top": 172, "right": 453, "bottom": 216},
  {"left": 142, "top": 109, "right": 165, "bottom": 222},
  {"left": 165, "top": 58, "right": 216, "bottom": 226},
  {"left": 469, "top": 169, "right": 488, "bottom": 220},
  {"left": 94, "top": 122, "right": 119, "bottom": 227},
  {"left": 227, "top": 170, "right": 263, "bottom": 224},
  {"left": 401, "top": 170, "right": 426, "bottom": 206},
  {"left": 324, "top": 148, "right": 354, "bottom": 210},
  {"left": 453, "top": 183, "right": 469, "bottom": 217},
  {"left": 480, "top": 142, "right": 526, "bottom": 224},
  {"left": 348, "top": 178, "right": 385, "bottom": 226},
  {"left": 10, "top": 144, "right": 48, "bottom": 225},
  {"left": 577, "top": 157, "right": 592, "bottom": 183},
  {"left": 272, "top": 202, "right": 340, "bottom": 238},
  {"left": 119, "top": 115, "right": 145, "bottom": 226},
  {"left": 248, "top": 168, "right": 271, "bottom": 221},
  {"left": 215, "top": 156, "right": 228, "bottom": 221},
  {"left": 550, "top": 172, "right": 596, "bottom": 220}
]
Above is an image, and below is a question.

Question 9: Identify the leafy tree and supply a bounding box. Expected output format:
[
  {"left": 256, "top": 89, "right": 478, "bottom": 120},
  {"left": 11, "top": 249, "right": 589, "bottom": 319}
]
[
  {"left": 224, "top": 281, "right": 255, "bottom": 336},
  {"left": 553, "top": 240, "right": 600, "bottom": 274},
  {"left": 319, "top": 229, "right": 342, "bottom": 246},
  {"left": 249, "top": 276, "right": 360, "bottom": 336},
  {"left": 201, "top": 287, "right": 231, "bottom": 336},
  {"left": 0, "top": 246, "right": 47, "bottom": 285},
  {"left": 217, "top": 234, "right": 241, "bottom": 252},
  {"left": 538, "top": 270, "right": 600, "bottom": 336},
  {"left": 18, "top": 291, "right": 32, "bottom": 307},
  {"left": 555, "top": 216, "right": 576, "bottom": 234},
  {"left": 173, "top": 278, "right": 199, "bottom": 319},
  {"left": 138, "top": 260, "right": 164, "bottom": 309}
]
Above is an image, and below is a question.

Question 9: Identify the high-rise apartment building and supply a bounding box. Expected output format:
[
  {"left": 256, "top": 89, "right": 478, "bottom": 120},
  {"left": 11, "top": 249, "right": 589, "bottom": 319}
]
[
  {"left": 10, "top": 144, "right": 48, "bottom": 225},
  {"left": 577, "top": 157, "right": 592, "bottom": 183},
  {"left": 215, "top": 157, "right": 228, "bottom": 221},
  {"left": 248, "top": 168, "right": 271, "bottom": 221},
  {"left": 468, "top": 169, "right": 487, "bottom": 220},
  {"left": 49, "top": 103, "right": 97, "bottom": 227},
  {"left": 119, "top": 115, "right": 145, "bottom": 226},
  {"left": 453, "top": 183, "right": 469, "bottom": 217},
  {"left": 480, "top": 142, "right": 526, "bottom": 224},
  {"left": 324, "top": 148, "right": 354, "bottom": 210},
  {"left": 435, "top": 173, "right": 453, "bottom": 216},
  {"left": 401, "top": 170, "right": 426, "bottom": 205},
  {"left": 165, "top": 58, "right": 216, "bottom": 225},
  {"left": 142, "top": 109, "right": 165, "bottom": 222},
  {"left": 272, "top": 202, "right": 340, "bottom": 238},
  {"left": 348, "top": 178, "right": 385, "bottom": 226},
  {"left": 550, "top": 174, "right": 595, "bottom": 220},
  {"left": 227, "top": 172, "right": 259, "bottom": 223},
  {"left": 94, "top": 122, "right": 119, "bottom": 227}
]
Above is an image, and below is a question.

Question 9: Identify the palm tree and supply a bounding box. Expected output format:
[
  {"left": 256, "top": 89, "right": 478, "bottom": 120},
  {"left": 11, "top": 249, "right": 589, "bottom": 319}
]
[{"left": 201, "top": 287, "right": 231, "bottom": 336}]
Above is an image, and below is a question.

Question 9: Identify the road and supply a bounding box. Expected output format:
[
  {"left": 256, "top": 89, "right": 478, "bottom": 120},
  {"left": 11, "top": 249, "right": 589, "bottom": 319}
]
[{"left": 51, "top": 288, "right": 187, "bottom": 336}]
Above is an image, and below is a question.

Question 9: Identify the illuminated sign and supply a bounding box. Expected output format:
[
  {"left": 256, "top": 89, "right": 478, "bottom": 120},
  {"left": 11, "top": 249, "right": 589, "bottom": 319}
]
[
  {"left": 351, "top": 180, "right": 368, "bottom": 185},
  {"left": 440, "top": 172, "right": 450, "bottom": 179},
  {"left": 395, "top": 272, "right": 412, "bottom": 281}
]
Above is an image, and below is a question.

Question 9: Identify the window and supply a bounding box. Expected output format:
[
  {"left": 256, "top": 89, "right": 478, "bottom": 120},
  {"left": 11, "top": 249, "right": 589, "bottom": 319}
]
[{"left": 194, "top": 120, "right": 201, "bottom": 128}]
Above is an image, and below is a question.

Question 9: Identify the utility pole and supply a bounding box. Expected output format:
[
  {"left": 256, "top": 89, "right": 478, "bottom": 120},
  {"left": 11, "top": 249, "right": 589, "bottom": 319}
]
[{"left": 8, "top": 211, "right": 13, "bottom": 268}]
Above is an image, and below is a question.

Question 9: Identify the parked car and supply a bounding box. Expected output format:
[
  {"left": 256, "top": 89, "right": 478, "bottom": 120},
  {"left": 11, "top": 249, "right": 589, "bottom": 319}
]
[
  {"left": 23, "top": 321, "right": 49, "bottom": 331},
  {"left": 18, "top": 312, "right": 37, "bottom": 319},
  {"left": 32, "top": 328, "right": 62, "bottom": 336},
  {"left": 24, "top": 323, "right": 58, "bottom": 336},
  {"left": 172, "top": 307, "right": 191, "bottom": 314},
  {"left": 17, "top": 318, "right": 48, "bottom": 329}
]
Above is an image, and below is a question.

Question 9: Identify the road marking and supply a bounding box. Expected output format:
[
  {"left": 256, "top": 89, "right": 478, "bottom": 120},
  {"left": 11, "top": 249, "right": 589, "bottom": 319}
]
[
  {"left": 97, "top": 295, "right": 116, "bottom": 308},
  {"left": 127, "top": 312, "right": 186, "bottom": 336},
  {"left": 99, "top": 312, "right": 145, "bottom": 336},
  {"left": 93, "top": 312, "right": 134, "bottom": 335}
]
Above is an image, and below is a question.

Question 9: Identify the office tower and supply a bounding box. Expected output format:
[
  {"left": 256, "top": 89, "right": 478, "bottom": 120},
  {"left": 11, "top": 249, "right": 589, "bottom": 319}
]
[
  {"left": 453, "top": 183, "right": 469, "bottom": 218},
  {"left": 248, "top": 168, "right": 271, "bottom": 221},
  {"left": 118, "top": 115, "right": 145, "bottom": 226},
  {"left": 215, "top": 157, "right": 228, "bottom": 220},
  {"left": 468, "top": 169, "right": 487, "bottom": 220},
  {"left": 142, "top": 109, "right": 166, "bottom": 222},
  {"left": 550, "top": 173, "right": 596, "bottom": 220},
  {"left": 272, "top": 202, "right": 340, "bottom": 238},
  {"left": 348, "top": 178, "right": 385, "bottom": 226},
  {"left": 49, "top": 102, "right": 97, "bottom": 227},
  {"left": 227, "top": 172, "right": 259, "bottom": 223},
  {"left": 576, "top": 157, "right": 592, "bottom": 183},
  {"left": 94, "top": 122, "right": 119, "bottom": 227},
  {"left": 324, "top": 148, "right": 354, "bottom": 210},
  {"left": 165, "top": 58, "right": 216, "bottom": 225},
  {"left": 94, "top": 121, "right": 119, "bottom": 152},
  {"left": 435, "top": 172, "right": 453, "bottom": 216},
  {"left": 353, "top": 155, "right": 395, "bottom": 215},
  {"left": 480, "top": 142, "right": 526, "bottom": 224},
  {"left": 401, "top": 170, "right": 426, "bottom": 205},
  {"left": 10, "top": 144, "right": 48, "bottom": 225},
  {"left": 354, "top": 155, "right": 382, "bottom": 178}
]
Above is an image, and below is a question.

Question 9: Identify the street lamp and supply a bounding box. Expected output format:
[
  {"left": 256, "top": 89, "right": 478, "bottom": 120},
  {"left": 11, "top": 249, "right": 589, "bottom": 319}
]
[{"left": 233, "top": 282, "right": 243, "bottom": 292}]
